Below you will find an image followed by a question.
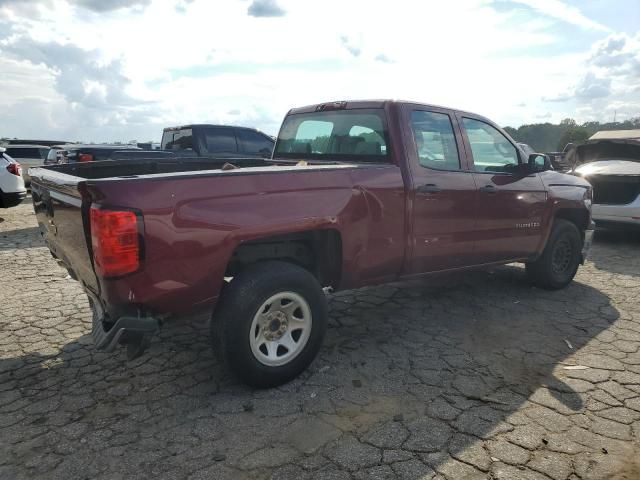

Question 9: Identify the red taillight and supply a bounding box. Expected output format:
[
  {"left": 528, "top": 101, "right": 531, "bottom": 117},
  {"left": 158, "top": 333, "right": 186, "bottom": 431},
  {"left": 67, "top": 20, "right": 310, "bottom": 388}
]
[
  {"left": 6, "top": 163, "right": 22, "bottom": 176},
  {"left": 79, "top": 153, "right": 94, "bottom": 162},
  {"left": 90, "top": 207, "right": 141, "bottom": 277}
]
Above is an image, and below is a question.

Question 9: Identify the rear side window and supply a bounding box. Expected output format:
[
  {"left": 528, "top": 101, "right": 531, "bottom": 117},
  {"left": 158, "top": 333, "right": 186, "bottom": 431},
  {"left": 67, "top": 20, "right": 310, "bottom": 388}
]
[
  {"left": 236, "top": 129, "right": 274, "bottom": 156},
  {"left": 275, "top": 109, "right": 389, "bottom": 162},
  {"left": 92, "top": 149, "right": 118, "bottom": 161},
  {"left": 410, "top": 111, "right": 460, "bottom": 170},
  {"left": 162, "top": 129, "right": 194, "bottom": 151},
  {"left": 202, "top": 128, "right": 238, "bottom": 154}
]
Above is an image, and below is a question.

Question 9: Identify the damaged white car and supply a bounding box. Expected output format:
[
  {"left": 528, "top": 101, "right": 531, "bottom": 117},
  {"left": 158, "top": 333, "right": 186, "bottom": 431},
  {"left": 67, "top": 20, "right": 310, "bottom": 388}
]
[{"left": 568, "top": 132, "right": 640, "bottom": 229}]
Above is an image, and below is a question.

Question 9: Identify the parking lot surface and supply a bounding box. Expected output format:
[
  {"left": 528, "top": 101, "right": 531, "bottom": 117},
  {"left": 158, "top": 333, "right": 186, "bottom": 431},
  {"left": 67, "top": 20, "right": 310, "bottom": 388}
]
[{"left": 1, "top": 201, "right": 640, "bottom": 480}]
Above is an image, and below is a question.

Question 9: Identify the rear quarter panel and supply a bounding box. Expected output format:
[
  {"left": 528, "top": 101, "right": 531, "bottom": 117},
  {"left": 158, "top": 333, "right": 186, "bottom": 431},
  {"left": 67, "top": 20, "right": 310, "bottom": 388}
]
[{"left": 85, "top": 165, "right": 406, "bottom": 317}]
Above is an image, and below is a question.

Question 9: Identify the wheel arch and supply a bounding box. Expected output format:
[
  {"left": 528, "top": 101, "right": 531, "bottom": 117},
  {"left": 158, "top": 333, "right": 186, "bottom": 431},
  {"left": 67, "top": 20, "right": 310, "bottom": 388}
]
[
  {"left": 554, "top": 207, "right": 590, "bottom": 233},
  {"left": 225, "top": 228, "right": 343, "bottom": 290}
]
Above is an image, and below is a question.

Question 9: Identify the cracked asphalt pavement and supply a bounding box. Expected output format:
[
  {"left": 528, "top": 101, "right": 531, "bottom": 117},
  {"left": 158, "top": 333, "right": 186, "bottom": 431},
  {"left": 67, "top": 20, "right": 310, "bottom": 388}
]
[{"left": 1, "top": 201, "right": 640, "bottom": 480}]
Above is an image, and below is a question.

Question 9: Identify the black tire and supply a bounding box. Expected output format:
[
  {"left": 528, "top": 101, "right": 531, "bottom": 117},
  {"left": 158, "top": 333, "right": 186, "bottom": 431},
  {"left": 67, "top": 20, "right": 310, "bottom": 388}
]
[
  {"left": 211, "top": 261, "right": 328, "bottom": 388},
  {"left": 526, "top": 219, "right": 582, "bottom": 290}
]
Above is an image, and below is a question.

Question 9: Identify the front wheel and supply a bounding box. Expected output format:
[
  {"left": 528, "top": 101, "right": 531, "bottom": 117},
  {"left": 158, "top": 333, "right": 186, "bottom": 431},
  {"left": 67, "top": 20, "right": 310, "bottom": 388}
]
[
  {"left": 526, "top": 219, "right": 582, "bottom": 290},
  {"left": 211, "top": 261, "right": 328, "bottom": 388}
]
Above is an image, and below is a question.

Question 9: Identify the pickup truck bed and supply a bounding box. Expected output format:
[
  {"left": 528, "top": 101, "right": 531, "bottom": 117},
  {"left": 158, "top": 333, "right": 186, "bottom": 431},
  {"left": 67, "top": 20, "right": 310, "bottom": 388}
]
[
  {"left": 30, "top": 99, "right": 594, "bottom": 387},
  {"left": 31, "top": 156, "right": 404, "bottom": 315}
]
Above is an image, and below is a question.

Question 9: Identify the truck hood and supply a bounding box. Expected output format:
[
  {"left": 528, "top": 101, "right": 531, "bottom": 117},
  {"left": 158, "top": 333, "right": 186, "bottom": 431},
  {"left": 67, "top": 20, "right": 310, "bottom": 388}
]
[
  {"left": 539, "top": 169, "right": 591, "bottom": 190},
  {"left": 574, "top": 160, "right": 640, "bottom": 177}
]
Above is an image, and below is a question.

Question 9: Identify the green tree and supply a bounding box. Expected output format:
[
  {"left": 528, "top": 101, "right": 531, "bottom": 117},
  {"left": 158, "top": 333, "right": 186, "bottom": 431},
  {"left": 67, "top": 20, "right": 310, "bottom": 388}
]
[
  {"left": 504, "top": 117, "right": 640, "bottom": 153},
  {"left": 557, "top": 127, "right": 591, "bottom": 151}
]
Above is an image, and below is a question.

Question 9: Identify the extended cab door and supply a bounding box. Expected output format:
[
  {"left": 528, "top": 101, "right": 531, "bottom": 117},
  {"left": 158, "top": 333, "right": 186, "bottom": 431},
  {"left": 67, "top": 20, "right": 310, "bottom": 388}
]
[
  {"left": 458, "top": 115, "right": 547, "bottom": 262},
  {"left": 403, "top": 107, "right": 478, "bottom": 273},
  {"left": 197, "top": 126, "right": 239, "bottom": 157},
  {"left": 236, "top": 128, "right": 275, "bottom": 158}
]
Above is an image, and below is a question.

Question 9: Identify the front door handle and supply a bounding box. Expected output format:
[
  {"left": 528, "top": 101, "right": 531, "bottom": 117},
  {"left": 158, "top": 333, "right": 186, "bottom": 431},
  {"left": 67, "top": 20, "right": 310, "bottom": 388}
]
[
  {"left": 479, "top": 185, "right": 497, "bottom": 194},
  {"left": 417, "top": 184, "right": 442, "bottom": 194}
]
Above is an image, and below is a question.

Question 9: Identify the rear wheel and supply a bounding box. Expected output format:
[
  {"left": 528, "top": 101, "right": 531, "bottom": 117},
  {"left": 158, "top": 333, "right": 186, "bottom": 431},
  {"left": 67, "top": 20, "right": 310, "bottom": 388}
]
[
  {"left": 211, "top": 261, "right": 327, "bottom": 388},
  {"left": 526, "top": 219, "right": 582, "bottom": 290}
]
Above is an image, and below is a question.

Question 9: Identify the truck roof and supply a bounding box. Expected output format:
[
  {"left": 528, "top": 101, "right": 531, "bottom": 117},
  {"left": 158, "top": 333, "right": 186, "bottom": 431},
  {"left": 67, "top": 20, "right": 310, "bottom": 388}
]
[
  {"left": 59, "top": 144, "right": 142, "bottom": 150},
  {"left": 163, "top": 124, "right": 265, "bottom": 133},
  {"left": 5, "top": 144, "right": 51, "bottom": 149},
  {"left": 286, "top": 99, "right": 491, "bottom": 123},
  {"left": 3, "top": 139, "right": 70, "bottom": 146}
]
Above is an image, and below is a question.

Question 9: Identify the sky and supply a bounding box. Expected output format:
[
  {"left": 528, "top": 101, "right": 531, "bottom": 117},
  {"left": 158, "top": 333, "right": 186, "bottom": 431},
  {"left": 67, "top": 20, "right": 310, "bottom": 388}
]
[{"left": 0, "top": 0, "right": 638, "bottom": 143}]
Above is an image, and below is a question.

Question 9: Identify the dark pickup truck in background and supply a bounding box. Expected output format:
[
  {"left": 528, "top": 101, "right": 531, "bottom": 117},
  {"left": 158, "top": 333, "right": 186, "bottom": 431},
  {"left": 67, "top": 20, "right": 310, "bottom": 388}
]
[
  {"left": 30, "top": 100, "right": 594, "bottom": 387},
  {"left": 161, "top": 124, "right": 275, "bottom": 159},
  {"left": 50, "top": 125, "right": 275, "bottom": 165}
]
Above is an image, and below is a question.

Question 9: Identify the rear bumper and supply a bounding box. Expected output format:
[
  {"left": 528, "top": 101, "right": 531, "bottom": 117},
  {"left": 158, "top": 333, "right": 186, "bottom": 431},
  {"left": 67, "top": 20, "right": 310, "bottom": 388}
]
[
  {"left": 591, "top": 196, "right": 640, "bottom": 227},
  {"left": 89, "top": 295, "right": 159, "bottom": 355},
  {"left": 1, "top": 190, "right": 27, "bottom": 208}
]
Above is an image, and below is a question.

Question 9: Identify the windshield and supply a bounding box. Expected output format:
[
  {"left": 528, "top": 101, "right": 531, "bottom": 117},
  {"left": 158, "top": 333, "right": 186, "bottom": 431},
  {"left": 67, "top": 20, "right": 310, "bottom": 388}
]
[{"left": 274, "top": 109, "right": 389, "bottom": 162}]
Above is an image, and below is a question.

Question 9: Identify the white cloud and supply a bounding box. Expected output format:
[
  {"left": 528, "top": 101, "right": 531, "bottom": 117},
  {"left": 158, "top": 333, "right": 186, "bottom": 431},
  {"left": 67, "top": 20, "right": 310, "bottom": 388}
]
[
  {"left": 506, "top": 0, "right": 609, "bottom": 31},
  {"left": 574, "top": 73, "right": 611, "bottom": 100},
  {"left": 247, "top": 0, "right": 285, "bottom": 17},
  {"left": 0, "top": 0, "right": 637, "bottom": 141}
]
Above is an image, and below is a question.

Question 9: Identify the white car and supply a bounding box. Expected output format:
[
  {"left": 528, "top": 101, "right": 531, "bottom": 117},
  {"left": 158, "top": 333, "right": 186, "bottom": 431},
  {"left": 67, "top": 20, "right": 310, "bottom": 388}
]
[
  {"left": 570, "top": 137, "right": 640, "bottom": 229},
  {"left": 3, "top": 144, "right": 50, "bottom": 185},
  {"left": 0, "top": 148, "right": 27, "bottom": 208}
]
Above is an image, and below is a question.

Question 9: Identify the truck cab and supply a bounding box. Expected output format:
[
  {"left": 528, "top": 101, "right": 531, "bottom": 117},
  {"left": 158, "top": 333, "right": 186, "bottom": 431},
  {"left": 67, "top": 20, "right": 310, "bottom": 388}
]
[{"left": 161, "top": 124, "right": 274, "bottom": 159}]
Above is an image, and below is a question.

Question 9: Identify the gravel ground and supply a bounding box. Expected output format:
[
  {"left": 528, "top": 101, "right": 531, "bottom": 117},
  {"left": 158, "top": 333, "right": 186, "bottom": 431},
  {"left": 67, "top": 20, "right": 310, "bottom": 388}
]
[{"left": 1, "top": 200, "right": 640, "bottom": 480}]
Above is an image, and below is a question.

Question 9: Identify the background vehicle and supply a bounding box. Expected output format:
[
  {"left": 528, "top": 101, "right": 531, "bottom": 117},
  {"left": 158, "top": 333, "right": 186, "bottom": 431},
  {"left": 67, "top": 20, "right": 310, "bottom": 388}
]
[
  {"left": 569, "top": 132, "right": 640, "bottom": 229},
  {"left": 0, "top": 148, "right": 27, "bottom": 208},
  {"left": 45, "top": 146, "right": 69, "bottom": 165},
  {"left": 2, "top": 139, "right": 69, "bottom": 147},
  {"left": 57, "top": 144, "right": 142, "bottom": 163},
  {"left": 4, "top": 144, "right": 50, "bottom": 185},
  {"left": 161, "top": 124, "right": 274, "bottom": 159},
  {"left": 30, "top": 100, "right": 593, "bottom": 387},
  {"left": 54, "top": 125, "right": 276, "bottom": 165}
]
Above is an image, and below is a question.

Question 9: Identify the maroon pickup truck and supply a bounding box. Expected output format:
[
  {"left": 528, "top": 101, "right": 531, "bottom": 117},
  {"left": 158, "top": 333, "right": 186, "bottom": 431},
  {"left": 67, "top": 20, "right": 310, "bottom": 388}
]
[{"left": 30, "top": 100, "right": 594, "bottom": 387}]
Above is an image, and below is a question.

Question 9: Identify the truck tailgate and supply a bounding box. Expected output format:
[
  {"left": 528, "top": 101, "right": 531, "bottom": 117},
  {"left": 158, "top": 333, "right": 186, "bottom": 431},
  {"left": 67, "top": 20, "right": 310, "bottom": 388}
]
[{"left": 30, "top": 167, "right": 99, "bottom": 294}]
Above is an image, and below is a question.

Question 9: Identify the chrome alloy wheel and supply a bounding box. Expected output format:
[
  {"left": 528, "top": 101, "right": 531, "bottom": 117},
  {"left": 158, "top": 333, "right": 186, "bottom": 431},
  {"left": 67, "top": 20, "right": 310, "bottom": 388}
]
[{"left": 249, "top": 291, "right": 312, "bottom": 367}]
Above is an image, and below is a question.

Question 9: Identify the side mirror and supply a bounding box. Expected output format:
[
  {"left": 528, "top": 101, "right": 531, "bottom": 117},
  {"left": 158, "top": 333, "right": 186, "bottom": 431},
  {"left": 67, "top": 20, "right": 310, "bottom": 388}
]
[{"left": 528, "top": 153, "right": 551, "bottom": 172}]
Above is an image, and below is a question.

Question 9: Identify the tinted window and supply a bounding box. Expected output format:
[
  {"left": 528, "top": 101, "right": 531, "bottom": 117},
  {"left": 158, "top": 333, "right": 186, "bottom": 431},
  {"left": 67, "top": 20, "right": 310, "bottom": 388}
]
[
  {"left": 90, "top": 149, "right": 119, "bottom": 161},
  {"left": 202, "top": 128, "right": 237, "bottom": 154},
  {"left": 463, "top": 118, "right": 519, "bottom": 173},
  {"left": 411, "top": 111, "right": 460, "bottom": 170},
  {"left": 65, "top": 148, "right": 119, "bottom": 162},
  {"left": 275, "top": 109, "right": 389, "bottom": 162},
  {"left": 162, "top": 128, "right": 194, "bottom": 151},
  {"left": 6, "top": 147, "right": 48, "bottom": 159},
  {"left": 236, "top": 129, "right": 274, "bottom": 156}
]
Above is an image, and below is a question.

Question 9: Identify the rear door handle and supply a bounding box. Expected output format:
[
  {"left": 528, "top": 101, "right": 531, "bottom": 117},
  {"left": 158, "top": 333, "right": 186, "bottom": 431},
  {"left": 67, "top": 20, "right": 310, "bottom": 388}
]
[
  {"left": 416, "top": 184, "right": 442, "bottom": 194},
  {"left": 479, "top": 185, "right": 497, "bottom": 193}
]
